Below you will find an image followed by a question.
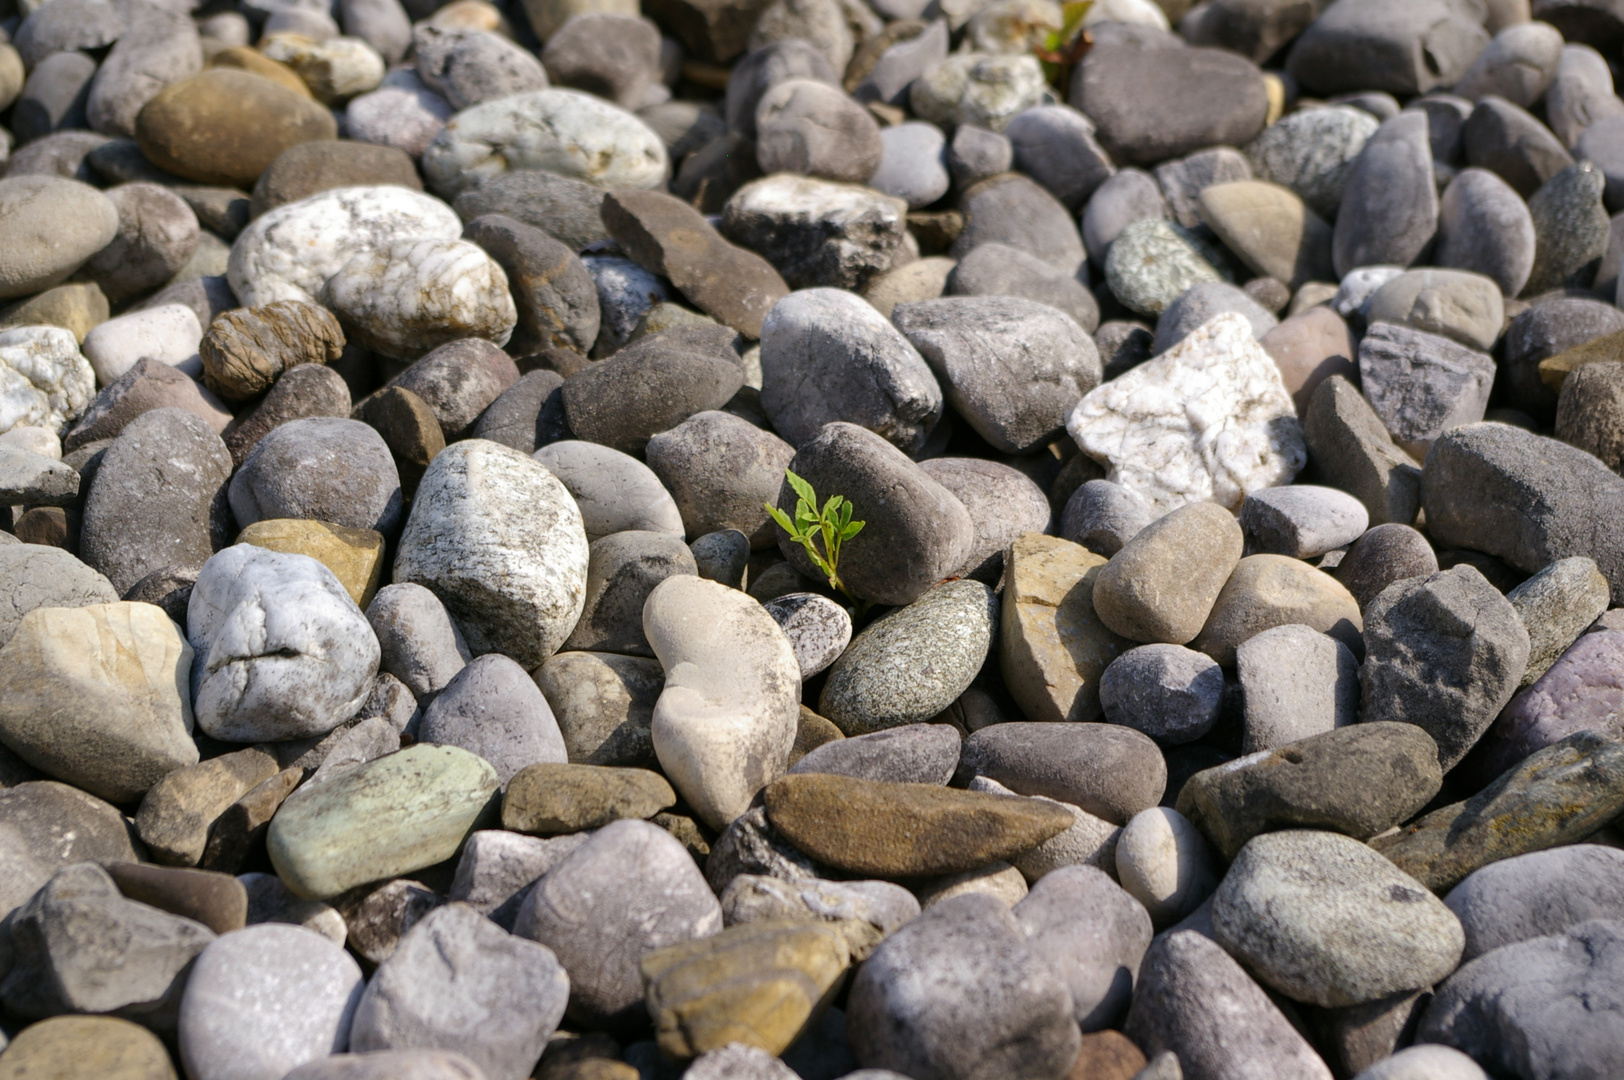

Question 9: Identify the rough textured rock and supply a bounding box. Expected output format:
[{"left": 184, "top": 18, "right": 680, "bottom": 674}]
[
  {"left": 1357, "top": 321, "right": 1496, "bottom": 459},
  {"left": 461, "top": 213, "right": 600, "bottom": 357},
  {"left": 1068, "top": 313, "right": 1305, "bottom": 514}
]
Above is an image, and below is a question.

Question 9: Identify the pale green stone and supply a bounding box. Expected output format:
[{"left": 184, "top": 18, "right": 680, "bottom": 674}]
[{"left": 268, "top": 744, "right": 499, "bottom": 899}]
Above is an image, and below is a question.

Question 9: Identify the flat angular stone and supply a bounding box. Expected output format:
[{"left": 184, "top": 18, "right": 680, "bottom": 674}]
[
  {"left": 1067, "top": 313, "right": 1305, "bottom": 515},
  {"left": 1359, "top": 321, "right": 1495, "bottom": 459},
  {"left": 502, "top": 763, "right": 676, "bottom": 835},
  {"left": 763, "top": 773, "right": 1074, "bottom": 877},
  {"left": 136, "top": 747, "right": 281, "bottom": 867},
  {"left": 1301, "top": 374, "right": 1422, "bottom": 527},
  {"left": 1371, "top": 731, "right": 1624, "bottom": 892}
]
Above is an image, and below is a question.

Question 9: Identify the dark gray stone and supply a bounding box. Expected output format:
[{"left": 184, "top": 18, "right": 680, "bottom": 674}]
[
  {"left": 470, "top": 369, "right": 568, "bottom": 455},
  {"left": 1423, "top": 422, "right": 1624, "bottom": 604},
  {"left": 1004, "top": 105, "right": 1114, "bottom": 212},
  {"left": 946, "top": 123, "right": 1011, "bottom": 190},
  {"left": 918, "top": 457, "right": 1049, "bottom": 584},
  {"left": 229, "top": 416, "right": 403, "bottom": 535},
  {"left": 951, "top": 174, "right": 1086, "bottom": 277},
  {"left": 644, "top": 409, "right": 795, "bottom": 549},
  {"left": 892, "top": 296, "right": 1100, "bottom": 454},
  {"left": 1333, "top": 523, "right": 1439, "bottom": 609},
  {"left": 418, "top": 653, "right": 567, "bottom": 786},
  {"left": 1150, "top": 281, "right": 1277, "bottom": 355},
  {"left": 384, "top": 338, "right": 520, "bottom": 442},
  {"left": 450, "top": 171, "right": 609, "bottom": 253},
  {"left": 956, "top": 721, "right": 1165, "bottom": 826},
  {"left": 1098, "top": 642, "right": 1224, "bottom": 746},
  {"left": 1013, "top": 865, "right": 1151, "bottom": 1031},
  {"left": 0, "top": 780, "right": 139, "bottom": 919},
  {"left": 754, "top": 78, "right": 882, "bottom": 184},
  {"left": 222, "top": 364, "right": 353, "bottom": 470},
  {"left": 463, "top": 213, "right": 600, "bottom": 357},
  {"left": 13, "top": 50, "right": 95, "bottom": 143},
  {"left": 1357, "top": 321, "right": 1495, "bottom": 457},
  {"left": 561, "top": 531, "right": 697, "bottom": 658},
  {"left": 540, "top": 13, "right": 663, "bottom": 110},
  {"left": 1464, "top": 95, "right": 1574, "bottom": 198},
  {"left": 690, "top": 529, "right": 750, "bottom": 589},
  {"left": 560, "top": 326, "right": 744, "bottom": 455},
  {"left": 0, "top": 546, "right": 119, "bottom": 651},
  {"left": 725, "top": 39, "right": 837, "bottom": 142},
  {"left": 1080, "top": 167, "right": 1167, "bottom": 266},
  {"left": 1501, "top": 296, "right": 1624, "bottom": 421},
  {"left": 1060, "top": 478, "right": 1152, "bottom": 557},
  {"left": 1525, "top": 160, "right": 1611, "bottom": 295},
  {"left": 1333, "top": 111, "right": 1438, "bottom": 278},
  {"left": 944, "top": 243, "right": 1099, "bottom": 334},
  {"left": 1284, "top": 0, "right": 1488, "bottom": 97}
]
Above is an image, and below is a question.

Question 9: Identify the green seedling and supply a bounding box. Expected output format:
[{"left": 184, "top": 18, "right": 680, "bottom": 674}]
[{"left": 764, "top": 469, "right": 865, "bottom": 603}]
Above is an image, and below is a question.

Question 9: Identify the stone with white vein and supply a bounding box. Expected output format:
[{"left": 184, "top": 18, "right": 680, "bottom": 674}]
[
  {"left": 0, "top": 325, "right": 95, "bottom": 436},
  {"left": 323, "top": 238, "right": 517, "bottom": 361},
  {"left": 227, "top": 186, "right": 463, "bottom": 308},
  {"left": 1066, "top": 312, "right": 1306, "bottom": 514}
]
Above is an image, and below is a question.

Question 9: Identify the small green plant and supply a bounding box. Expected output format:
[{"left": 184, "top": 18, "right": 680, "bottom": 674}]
[{"left": 765, "top": 469, "right": 865, "bottom": 602}]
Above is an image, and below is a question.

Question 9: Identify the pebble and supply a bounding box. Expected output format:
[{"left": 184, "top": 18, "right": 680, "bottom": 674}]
[
  {"left": 1198, "top": 179, "right": 1334, "bottom": 290},
  {"left": 393, "top": 439, "right": 590, "bottom": 669},
  {"left": 1102, "top": 218, "right": 1227, "bottom": 316},
  {"left": 561, "top": 326, "right": 744, "bottom": 454},
  {"left": 1240, "top": 484, "right": 1369, "bottom": 559},
  {"left": 1507, "top": 555, "right": 1613, "bottom": 684},
  {"left": 534, "top": 440, "right": 683, "bottom": 541},
  {"left": 1418, "top": 919, "right": 1624, "bottom": 1080},
  {"left": 1527, "top": 159, "right": 1611, "bottom": 295},
  {"left": 533, "top": 650, "right": 663, "bottom": 767},
  {"left": 721, "top": 874, "right": 918, "bottom": 959},
  {"left": 1435, "top": 167, "right": 1537, "bottom": 296},
  {"left": 644, "top": 411, "right": 792, "bottom": 546},
  {"left": 1212, "top": 830, "right": 1464, "bottom": 1007},
  {"left": 231, "top": 416, "right": 401, "bottom": 534},
  {"left": 177, "top": 924, "right": 364, "bottom": 1080},
  {"left": 1124, "top": 929, "right": 1332, "bottom": 1080},
  {"left": 268, "top": 744, "right": 498, "bottom": 899},
  {"left": 958, "top": 721, "right": 1163, "bottom": 825},
  {"left": 515, "top": 818, "right": 722, "bottom": 1027},
  {"left": 1333, "top": 111, "right": 1439, "bottom": 277},
  {"left": 350, "top": 903, "right": 569, "bottom": 1080},
  {"left": 954, "top": 172, "right": 1087, "bottom": 276},
  {"left": 1091, "top": 499, "right": 1243, "bottom": 646},
  {"left": 422, "top": 88, "right": 667, "bottom": 199},
  {"left": 0, "top": 177, "right": 119, "bottom": 301},
  {"left": 946, "top": 243, "right": 1098, "bottom": 332},
  {"left": 1193, "top": 553, "right": 1362, "bottom": 667},
  {"left": 0, "top": 780, "right": 139, "bottom": 918},
  {"left": 908, "top": 52, "right": 1045, "bottom": 133},
  {"left": 1548, "top": 41, "right": 1624, "bottom": 148},
  {"left": 136, "top": 70, "right": 338, "bottom": 187},
  {"left": 1364, "top": 268, "right": 1505, "bottom": 352},
  {"left": 1471, "top": 627, "right": 1624, "bottom": 780},
  {"left": 763, "top": 592, "right": 852, "bottom": 679},
  {"left": 1004, "top": 104, "right": 1114, "bottom": 212},
  {"left": 1152, "top": 281, "right": 1278, "bottom": 355},
  {"left": 416, "top": 27, "right": 548, "bottom": 111},
  {"left": 868, "top": 122, "right": 949, "bottom": 210},
  {"left": 1113, "top": 807, "right": 1216, "bottom": 928},
  {"left": 1245, "top": 104, "right": 1378, "bottom": 221},
  {"left": 0, "top": 1016, "right": 179, "bottom": 1080},
  {"left": 1235, "top": 622, "right": 1361, "bottom": 751},
  {"left": 847, "top": 894, "right": 1080, "bottom": 1080},
  {"left": 419, "top": 653, "right": 568, "bottom": 784},
  {"left": 345, "top": 72, "right": 455, "bottom": 158},
  {"left": 1465, "top": 96, "right": 1574, "bottom": 198},
  {"left": 1098, "top": 644, "right": 1224, "bottom": 746},
  {"left": 755, "top": 79, "right": 882, "bottom": 183},
  {"left": 1301, "top": 375, "right": 1421, "bottom": 528},
  {"left": 1371, "top": 732, "right": 1624, "bottom": 892},
  {"left": 722, "top": 175, "right": 908, "bottom": 293},
  {"left": 1358, "top": 321, "right": 1495, "bottom": 458},
  {"left": 449, "top": 829, "right": 586, "bottom": 928}
]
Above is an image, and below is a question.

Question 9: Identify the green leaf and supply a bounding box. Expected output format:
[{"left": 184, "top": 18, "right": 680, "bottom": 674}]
[
  {"left": 786, "top": 469, "right": 817, "bottom": 508},
  {"left": 765, "top": 503, "right": 795, "bottom": 533},
  {"left": 842, "top": 520, "right": 865, "bottom": 540},
  {"left": 838, "top": 502, "right": 853, "bottom": 529},
  {"left": 822, "top": 495, "right": 843, "bottom": 519}
]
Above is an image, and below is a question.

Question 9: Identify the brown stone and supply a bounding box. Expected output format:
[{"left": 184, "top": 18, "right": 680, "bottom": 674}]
[
  {"left": 199, "top": 299, "right": 345, "bottom": 403},
  {"left": 1260, "top": 305, "right": 1358, "bottom": 415},
  {"left": 601, "top": 189, "right": 790, "bottom": 339},
  {"left": 789, "top": 706, "right": 843, "bottom": 766},
  {"left": 0, "top": 1015, "right": 177, "bottom": 1080},
  {"left": 221, "top": 362, "right": 353, "bottom": 469},
  {"left": 234, "top": 518, "right": 385, "bottom": 607},
  {"left": 502, "top": 763, "right": 677, "bottom": 835},
  {"left": 1555, "top": 359, "right": 1624, "bottom": 474},
  {"left": 762, "top": 773, "right": 1075, "bottom": 877},
  {"left": 355, "top": 385, "right": 445, "bottom": 496},
  {"left": 135, "top": 69, "right": 339, "bottom": 186},
  {"left": 1092, "top": 501, "right": 1244, "bottom": 646},
  {"left": 13, "top": 506, "right": 69, "bottom": 549},
  {"left": 251, "top": 141, "right": 423, "bottom": 219},
  {"left": 1301, "top": 374, "right": 1422, "bottom": 528},
  {"left": 1199, "top": 180, "right": 1334, "bottom": 289},
  {"left": 135, "top": 746, "right": 281, "bottom": 866},
  {"left": 64, "top": 357, "right": 232, "bottom": 451},
  {"left": 1538, "top": 325, "right": 1624, "bottom": 392},
  {"left": 998, "top": 533, "right": 1129, "bottom": 724},
  {"left": 640, "top": 0, "right": 773, "bottom": 62},
  {"left": 0, "top": 282, "right": 109, "bottom": 342},
  {"left": 199, "top": 766, "right": 302, "bottom": 873},
  {"left": 335, "top": 877, "right": 444, "bottom": 965},
  {"left": 1064, "top": 1030, "right": 1146, "bottom": 1080},
  {"left": 205, "top": 46, "right": 312, "bottom": 98},
  {"left": 1192, "top": 554, "right": 1363, "bottom": 666},
  {"left": 106, "top": 862, "right": 248, "bottom": 935}
]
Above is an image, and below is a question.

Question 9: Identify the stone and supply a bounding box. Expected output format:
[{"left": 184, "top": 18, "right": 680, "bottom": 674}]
[
  {"left": 541, "top": 13, "right": 662, "bottom": 109},
  {"left": 564, "top": 531, "right": 697, "bottom": 656},
  {"left": 753, "top": 79, "right": 881, "bottom": 184},
  {"left": 1192, "top": 553, "right": 1363, "bottom": 667},
  {"left": 1436, "top": 167, "right": 1537, "bottom": 297},
  {"left": 1285, "top": 0, "right": 1487, "bottom": 96},
  {"left": 452, "top": 170, "right": 609, "bottom": 255},
  {"left": 918, "top": 457, "right": 1049, "bottom": 583},
  {"left": 1469, "top": 628, "right": 1624, "bottom": 781},
  {"left": 531, "top": 441, "right": 683, "bottom": 544},
  {"left": 105, "top": 863, "right": 246, "bottom": 935},
  {"left": 945, "top": 243, "right": 1098, "bottom": 333},
  {"left": 1114, "top": 807, "right": 1214, "bottom": 928},
  {"left": 134, "top": 70, "right": 337, "bottom": 187},
  {"left": 691, "top": 530, "right": 751, "bottom": 590},
  {"left": 349, "top": 903, "right": 568, "bottom": 1080},
  {"left": 81, "top": 184, "right": 200, "bottom": 304},
  {"left": 0, "top": 325, "right": 97, "bottom": 442},
  {"left": 515, "top": 819, "right": 722, "bottom": 1026},
  {"left": 1060, "top": 480, "right": 1152, "bottom": 558},
  {"left": 1126, "top": 929, "right": 1332, "bottom": 1078},
  {"left": 1234, "top": 622, "right": 1360, "bottom": 751},
  {"left": 953, "top": 173, "right": 1086, "bottom": 277},
  {"left": 1101, "top": 219, "right": 1227, "bottom": 317},
  {"left": 1525, "top": 159, "right": 1611, "bottom": 297},
  {"left": 422, "top": 89, "right": 666, "bottom": 199},
  {"left": 1364, "top": 269, "right": 1505, "bottom": 352},
  {"left": 1348, "top": 1046, "right": 1487, "bottom": 1080},
  {"left": 268, "top": 744, "right": 498, "bottom": 899},
  {"left": 1301, "top": 375, "right": 1423, "bottom": 528},
  {"left": 1464, "top": 96, "right": 1574, "bottom": 199},
  {"left": 448, "top": 829, "right": 586, "bottom": 929},
  {"left": 863, "top": 258, "right": 955, "bottom": 321},
  {"left": 1, "top": 862, "right": 214, "bottom": 1030},
  {"left": 1245, "top": 105, "right": 1378, "bottom": 221},
  {"left": 0, "top": 282, "right": 110, "bottom": 345},
  {"left": 1558, "top": 359, "right": 1624, "bottom": 472},
  {"left": 957, "top": 722, "right": 1164, "bottom": 825},
  {"left": 382, "top": 338, "right": 519, "bottom": 442},
  {"left": 259, "top": 34, "right": 387, "bottom": 105},
  {"left": 1151, "top": 281, "right": 1279, "bottom": 356},
  {"left": 1212, "top": 830, "right": 1463, "bottom": 1008},
  {"left": 1091, "top": 501, "right": 1243, "bottom": 646},
  {"left": 415, "top": 26, "right": 546, "bottom": 112},
  {"left": 0, "top": 177, "right": 120, "bottom": 302},
  {"left": 749, "top": 0, "right": 855, "bottom": 72},
  {"left": 1098, "top": 644, "right": 1223, "bottom": 746},
  {"left": 366, "top": 582, "right": 469, "bottom": 701},
  {"left": 1453, "top": 20, "right": 1562, "bottom": 106},
  {"left": 323, "top": 238, "right": 516, "bottom": 361},
  {"left": 198, "top": 302, "right": 344, "bottom": 410},
  {"left": 1240, "top": 485, "right": 1369, "bottom": 559},
  {"left": 758, "top": 289, "right": 938, "bottom": 454},
  {"left": 560, "top": 328, "right": 744, "bottom": 456},
  {"left": 641, "top": 920, "right": 850, "bottom": 1058},
  {"left": 136, "top": 747, "right": 281, "bottom": 867},
  {"left": 0, "top": 602, "right": 197, "bottom": 804},
  {"left": 645, "top": 575, "right": 799, "bottom": 829},
  {"left": 762, "top": 593, "right": 851, "bottom": 680},
  {"left": 1508, "top": 556, "right": 1613, "bottom": 684},
  {"left": 224, "top": 370, "right": 352, "bottom": 473},
  {"left": 1003, "top": 105, "right": 1113, "bottom": 213},
  {"left": 176, "top": 924, "right": 364, "bottom": 1080},
  {"left": 187, "top": 544, "right": 378, "bottom": 742},
  {"left": 1079, "top": 168, "right": 1166, "bottom": 268},
  {"left": 0, "top": 1016, "right": 177, "bottom": 1080},
  {"left": 869, "top": 122, "right": 950, "bottom": 210},
  {"left": 908, "top": 52, "right": 1045, "bottom": 134},
  {"left": 1516, "top": 301, "right": 1624, "bottom": 421},
  {"left": 230, "top": 417, "right": 401, "bottom": 536},
  {"left": 1068, "top": 313, "right": 1305, "bottom": 513},
  {"left": 0, "top": 446, "right": 76, "bottom": 506},
  {"left": 239, "top": 872, "right": 346, "bottom": 943},
  {"left": 81, "top": 305, "right": 203, "bottom": 391},
  {"left": 0, "top": 780, "right": 140, "bottom": 918},
  {"left": 645, "top": 412, "right": 793, "bottom": 549},
  {"left": 282, "top": 1053, "right": 487, "bottom": 1080},
  {"left": 394, "top": 439, "right": 590, "bottom": 669},
  {"left": 335, "top": 878, "right": 446, "bottom": 966},
  {"left": 818, "top": 581, "right": 993, "bottom": 735},
  {"left": 721, "top": 874, "right": 917, "bottom": 959},
  {"left": 345, "top": 71, "right": 455, "bottom": 159},
  {"left": 503, "top": 763, "right": 674, "bottom": 835},
  {"left": 788, "top": 723, "right": 956, "bottom": 786},
  {"left": 419, "top": 654, "right": 568, "bottom": 785},
  {"left": 533, "top": 651, "right": 663, "bottom": 767},
  {"left": 1198, "top": 180, "right": 1333, "bottom": 290},
  {"left": 1358, "top": 321, "right": 1495, "bottom": 459},
  {"left": 1332, "top": 112, "right": 1439, "bottom": 278},
  {"left": 1361, "top": 565, "right": 1530, "bottom": 770},
  {"left": 1548, "top": 41, "right": 1624, "bottom": 148},
  {"left": 65, "top": 356, "right": 231, "bottom": 450},
  {"left": 916, "top": 861, "right": 1027, "bottom": 909},
  {"left": 893, "top": 297, "right": 1098, "bottom": 455},
  {"left": 1373, "top": 731, "right": 1624, "bottom": 892},
  {"left": 1334, "top": 523, "right": 1438, "bottom": 611},
  {"left": 1005, "top": 866, "right": 1149, "bottom": 1032},
  {"left": 720, "top": 175, "right": 907, "bottom": 292},
  {"left": 1068, "top": 43, "right": 1267, "bottom": 168},
  {"left": 1417, "top": 918, "right": 1624, "bottom": 1079},
  {"left": 471, "top": 370, "right": 567, "bottom": 456},
  {"left": 847, "top": 894, "right": 1081, "bottom": 1080}
]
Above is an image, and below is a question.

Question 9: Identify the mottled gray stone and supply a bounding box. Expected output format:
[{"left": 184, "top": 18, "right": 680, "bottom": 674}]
[
  {"left": 1103, "top": 218, "right": 1228, "bottom": 316},
  {"left": 645, "top": 410, "right": 794, "bottom": 549},
  {"left": 1098, "top": 644, "right": 1224, "bottom": 746},
  {"left": 1240, "top": 485, "right": 1369, "bottom": 559},
  {"left": 1245, "top": 105, "right": 1378, "bottom": 221},
  {"left": 1358, "top": 321, "right": 1495, "bottom": 458},
  {"left": 763, "top": 592, "right": 852, "bottom": 679},
  {"left": 1235, "top": 624, "right": 1361, "bottom": 752},
  {"left": 918, "top": 457, "right": 1050, "bottom": 584},
  {"left": 229, "top": 417, "right": 403, "bottom": 535},
  {"left": 944, "top": 243, "right": 1099, "bottom": 333},
  {"left": 1526, "top": 160, "right": 1611, "bottom": 295},
  {"left": 1333, "top": 111, "right": 1438, "bottom": 278},
  {"left": 1507, "top": 556, "right": 1613, "bottom": 685},
  {"left": 1150, "top": 281, "right": 1277, "bottom": 355},
  {"left": 789, "top": 723, "right": 959, "bottom": 785},
  {"left": 418, "top": 654, "right": 568, "bottom": 786}
]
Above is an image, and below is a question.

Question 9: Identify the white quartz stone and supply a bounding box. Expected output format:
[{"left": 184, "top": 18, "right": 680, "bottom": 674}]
[
  {"left": 323, "top": 238, "right": 517, "bottom": 361},
  {"left": 1067, "top": 312, "right": 1306, "bottom": 514},
  {"left": 0, "top": 325, "right": 95, "bottom": 436}
]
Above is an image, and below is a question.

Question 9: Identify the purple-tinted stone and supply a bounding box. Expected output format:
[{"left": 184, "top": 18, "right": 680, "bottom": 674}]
[{"left": 1472, "top": 629, "right": 1624, "bottom": 779}]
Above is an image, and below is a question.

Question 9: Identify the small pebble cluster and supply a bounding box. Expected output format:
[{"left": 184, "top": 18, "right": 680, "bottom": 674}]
[{"left": 4, "top": 0, "right": 1624, "bottom": 1079}]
